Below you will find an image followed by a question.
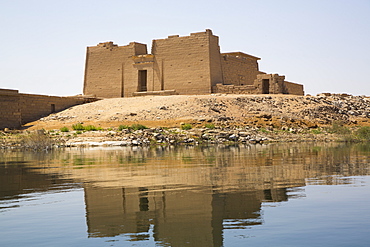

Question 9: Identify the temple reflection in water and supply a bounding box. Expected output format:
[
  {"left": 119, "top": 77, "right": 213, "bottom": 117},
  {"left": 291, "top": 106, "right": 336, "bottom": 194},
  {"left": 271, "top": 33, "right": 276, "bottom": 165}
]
[
  {"left": 84, "top": 185, "right": 288, "bottom": 245},
  {"left": 1, "top": 143, "right": 369, "bottom": 246}
]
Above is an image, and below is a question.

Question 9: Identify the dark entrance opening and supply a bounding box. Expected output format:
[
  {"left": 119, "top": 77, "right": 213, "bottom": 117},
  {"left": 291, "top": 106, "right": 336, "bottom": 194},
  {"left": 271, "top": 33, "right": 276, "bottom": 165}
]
[
  {"left": 262, "top": 79, "right": 270, "bottom": 94},
  {"left": 51, "top": 104, "right": 56, "bottom": 113},
  {"left": 138, "top": 70, "right": 147, "bottom": 92}
]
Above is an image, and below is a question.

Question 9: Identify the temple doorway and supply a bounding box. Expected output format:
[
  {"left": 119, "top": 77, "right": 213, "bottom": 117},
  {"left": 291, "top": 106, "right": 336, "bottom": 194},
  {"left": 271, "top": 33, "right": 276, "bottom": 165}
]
[
  {"left": 138, "top": 70, "right": 147, "bottom": 92},
  {"left": 262, "top": 79, "right": 270, "bottom": 94}
]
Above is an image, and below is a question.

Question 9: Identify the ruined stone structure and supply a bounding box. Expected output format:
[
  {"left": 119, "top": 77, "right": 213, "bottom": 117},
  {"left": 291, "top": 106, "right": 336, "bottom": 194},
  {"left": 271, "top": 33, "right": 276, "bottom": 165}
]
[
  {"left": 84, "top": 29, "right": 304, "bottom": 98},
  {"left": 0, "top": 89, "right": 95, "bottom": 129}
]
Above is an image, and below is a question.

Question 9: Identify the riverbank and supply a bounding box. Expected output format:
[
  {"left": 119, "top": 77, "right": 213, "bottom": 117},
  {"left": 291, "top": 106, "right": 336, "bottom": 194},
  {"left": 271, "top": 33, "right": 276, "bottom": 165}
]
[
  {"left": 24, "top": 93, "right": 370, "bottom": 130},
  {"left": 1, "top": 123, "right": 369, "bottom": 150},
  {"left": 1, "top": 93, "right": 369, "bottom": 149}
]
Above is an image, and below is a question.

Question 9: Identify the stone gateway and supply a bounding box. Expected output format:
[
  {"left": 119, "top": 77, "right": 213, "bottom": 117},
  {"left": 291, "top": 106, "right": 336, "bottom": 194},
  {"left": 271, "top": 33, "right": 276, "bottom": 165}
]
[{"left": 83, "top": 29, "right": 304, "bottom": 98}]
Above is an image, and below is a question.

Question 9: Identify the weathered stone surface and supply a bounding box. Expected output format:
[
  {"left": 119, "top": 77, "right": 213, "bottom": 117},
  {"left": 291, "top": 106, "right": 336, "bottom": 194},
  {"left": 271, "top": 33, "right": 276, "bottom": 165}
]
[{"left": 83, "top": 29, "right": 304, "bottom": 98}]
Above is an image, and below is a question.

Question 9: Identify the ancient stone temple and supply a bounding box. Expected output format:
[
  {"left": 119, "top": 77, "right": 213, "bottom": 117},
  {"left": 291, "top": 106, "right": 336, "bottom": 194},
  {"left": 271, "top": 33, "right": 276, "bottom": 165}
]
[{"left": 83, "top": 29, "right": 304, "bottom": 98}]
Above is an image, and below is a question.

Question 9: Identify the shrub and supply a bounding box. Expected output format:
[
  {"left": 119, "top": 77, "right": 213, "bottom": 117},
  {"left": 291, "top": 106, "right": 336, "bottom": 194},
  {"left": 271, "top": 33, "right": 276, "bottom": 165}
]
[
  {"left": 181, "top": 123, "right": 192, "bottom": 130},
  {"left": 118, "top": 125, "right": 130, "bottom": 131},
  {"left": 311, "top": 128, "right": 322, "bottom": 134},
  {"left": 204, "top": 123, "right": 215, "bottom": 129},
  {"left": 258, "top": 128, "right": 269, "bottom": 133},
  {"left": 131, "top": 124, "right": 148, "bottom": 131},
  {"left": 76, "top": 131, "right": 82, "bottom": 134},
  {"left": 328, "top": 121, "right": 351, "bottom": 135},
  {"left": 22, "top": 132, "right": 54, "bottom": 150},
  {"left": 84, "top": 125, "right": 98, "bottom": 131},
  {"left": 355, "top": 126, "right": 370, "bottom": 141},
  {"left": 60, "top": 126, "right": 69, "bottom": 132},
  {"left": 72, "top": 123, "right": 85, "bottom": 131}
]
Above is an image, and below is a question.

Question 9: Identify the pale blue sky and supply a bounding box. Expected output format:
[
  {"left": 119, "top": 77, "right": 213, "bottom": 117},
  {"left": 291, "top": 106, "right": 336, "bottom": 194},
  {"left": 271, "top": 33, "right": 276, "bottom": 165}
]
[{"left": 1, "top": 0, "right": 369, "bottom": 96}]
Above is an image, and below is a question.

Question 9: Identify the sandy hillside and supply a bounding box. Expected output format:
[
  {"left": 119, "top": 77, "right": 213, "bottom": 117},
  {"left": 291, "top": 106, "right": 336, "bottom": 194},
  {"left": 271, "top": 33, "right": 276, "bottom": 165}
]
[{"left": 26, "top": 94, "right": 370, "bottom": 130}]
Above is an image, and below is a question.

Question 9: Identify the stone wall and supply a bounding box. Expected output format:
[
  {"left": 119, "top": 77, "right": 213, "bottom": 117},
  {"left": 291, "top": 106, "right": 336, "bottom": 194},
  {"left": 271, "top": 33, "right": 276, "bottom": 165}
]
[
  {"left": 83, "top": 29, "right": 305, "bottom": 98},
  {"left": 214, "top": 74, "right": 305, "bottom": 96},
  {"left": 0, "top": 89, "right": 95, "bottom": 129},
  {"left": 221, "top": 52, "right": 262, "bottom": 86},
  {"left": 0, "top": 89, "right": 21, "bottom": 129},
  {"left": 208, "top": 32, "right": 224, "bottom": 89},
  {"left": 151, "top": 29, "right": 223, "bottom": 95},
  {"left": 254, "top": 74, "right": 286, "bottom": 94},
  {"left": 283, "top": 81, "right": 305, "bottom": 95},
  {"left": 84, "top": 41, "right": 147, "bottom": 98},
  {"left": 19, "top": 94, "right": 93, "bottom": 124},
  {"left": 213, "top": 84, "right": 259, "bottom": 94},
  {"left": 84, "top": 30, "right": 225, "bottom": 97}
]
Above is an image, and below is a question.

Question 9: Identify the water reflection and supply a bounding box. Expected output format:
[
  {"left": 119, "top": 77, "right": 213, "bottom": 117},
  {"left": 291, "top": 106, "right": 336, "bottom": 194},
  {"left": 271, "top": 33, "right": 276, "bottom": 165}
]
[{"left": 1, "top": 143, "right": 370, "bottom": 246}]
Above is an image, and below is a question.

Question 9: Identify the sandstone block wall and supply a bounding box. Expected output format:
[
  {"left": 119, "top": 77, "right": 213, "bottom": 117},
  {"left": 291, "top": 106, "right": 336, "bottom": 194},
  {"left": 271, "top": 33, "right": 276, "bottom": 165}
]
[
  {"left": 213, "top": 84, "right": 258, "bottom": 94},
  {"left": 283, "top": 81, "right": 304, "bottom": 95},
  {"left": 83, "top": 29, "right": 305, "bottom": 98},
  {"left": 208, "top": 32, "right": 224, "bottom": 89},
  {"left": 151, "top": 29, "right": 222, "bottom": 95},
  {"left": 84, "top": 42, "right": 147, "bottom": 98},
  {"left": 19, "top": 94, "right": 91, "bottom": 124},
  {"left": 214, "top": 73, "right": 304, "bottom": 96},
  {"left": 221, "top": 53, "right": 262, "bottom": 86},
  {"left": 0, "top": 89, "right": 95, "bottom": 129},
  {"left": 254, "top": 74, "right": 286, "bottom": 94},
  {"left": 0, "top": 89, "right": 21, "bottom": 129}
]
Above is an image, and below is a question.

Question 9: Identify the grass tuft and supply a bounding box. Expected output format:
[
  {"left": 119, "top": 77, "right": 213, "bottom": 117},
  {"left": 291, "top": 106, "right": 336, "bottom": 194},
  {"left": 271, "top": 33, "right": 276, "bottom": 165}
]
[
  {"left": 72, "top": 123, "right": 85, "bottom": 131},
  {"left": 181, "top": 123, "right": 192, "bottom": 130},
  {"left": 60, "top": 126, "right": 69, "bottom": 132},
  {"left": 204, "top": 123, "right": 215, "bottom": 129}
]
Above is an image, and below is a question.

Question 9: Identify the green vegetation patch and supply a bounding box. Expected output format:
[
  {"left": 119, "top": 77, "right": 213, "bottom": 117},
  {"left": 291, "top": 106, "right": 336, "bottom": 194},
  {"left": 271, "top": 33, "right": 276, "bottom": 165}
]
[
  {"left": 327, "top": 121, "right": 351, "bottom": 135},
  {"left": 181, "top": 123, "right": 192, "bottom": 130},
  {"left": 355, "top": 126, "right": 370, "bottom": 141},
  {"left": 84, "top": 125, "right": 98, "bottom": 131},
  {"left": 60, "top": 126, "right": 69, "bottom": 132},
  {"left": 204, "top": 123, "right": 215, "bottom": 129},
  {"left": 118, "top": 124, "right": 148, "bottom": 131},
  {"left": 72, "top": 123, "right": 85, "bottom": 131},
  {"left": 131, "top": 124, "right": 148, "bottom": 131}
]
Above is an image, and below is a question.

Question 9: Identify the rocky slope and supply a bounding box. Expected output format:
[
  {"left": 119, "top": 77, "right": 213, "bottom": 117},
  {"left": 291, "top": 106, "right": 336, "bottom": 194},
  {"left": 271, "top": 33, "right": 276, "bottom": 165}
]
[
  {"left": 28, "top": 93, "right": 370, "bottom": 130},
  {"left": 1, "top": 93, "right": 369, "bottom": 148}
]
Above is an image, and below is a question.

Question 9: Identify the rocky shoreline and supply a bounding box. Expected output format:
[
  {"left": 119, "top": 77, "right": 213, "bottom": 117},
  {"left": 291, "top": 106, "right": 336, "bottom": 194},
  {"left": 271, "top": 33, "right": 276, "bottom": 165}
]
[
  {"left": 0, "top": 123, "right": 361, "bottom": 150},
  {"left": 1, "top": 93, "right": 369, "bottom": 149}
]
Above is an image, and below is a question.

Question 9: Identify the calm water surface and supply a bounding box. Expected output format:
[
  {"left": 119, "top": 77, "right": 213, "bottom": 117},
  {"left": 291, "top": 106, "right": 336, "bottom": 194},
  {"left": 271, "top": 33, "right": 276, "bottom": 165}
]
[{"left": 0, "top": 143, "right": 370, "bottom": 247}]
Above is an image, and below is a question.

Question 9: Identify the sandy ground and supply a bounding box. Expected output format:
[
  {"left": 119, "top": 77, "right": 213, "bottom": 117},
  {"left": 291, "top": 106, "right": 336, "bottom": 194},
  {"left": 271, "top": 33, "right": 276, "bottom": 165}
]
[{"left": 25, "top": 94, "right": 370, "bottom": 130}]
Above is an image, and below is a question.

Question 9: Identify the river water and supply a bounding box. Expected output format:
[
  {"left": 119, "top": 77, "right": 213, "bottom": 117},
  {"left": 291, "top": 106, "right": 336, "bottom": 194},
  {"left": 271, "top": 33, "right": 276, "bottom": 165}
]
[{"left": 1, "top": 143, "right": 370, "bottom": 247}]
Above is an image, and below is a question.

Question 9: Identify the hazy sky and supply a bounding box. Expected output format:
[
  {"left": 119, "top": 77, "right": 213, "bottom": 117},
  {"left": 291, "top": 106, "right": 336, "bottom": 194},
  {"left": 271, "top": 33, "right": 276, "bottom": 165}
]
[{"left": 1, "top": 0, "right": 369, "bottom": 96}]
